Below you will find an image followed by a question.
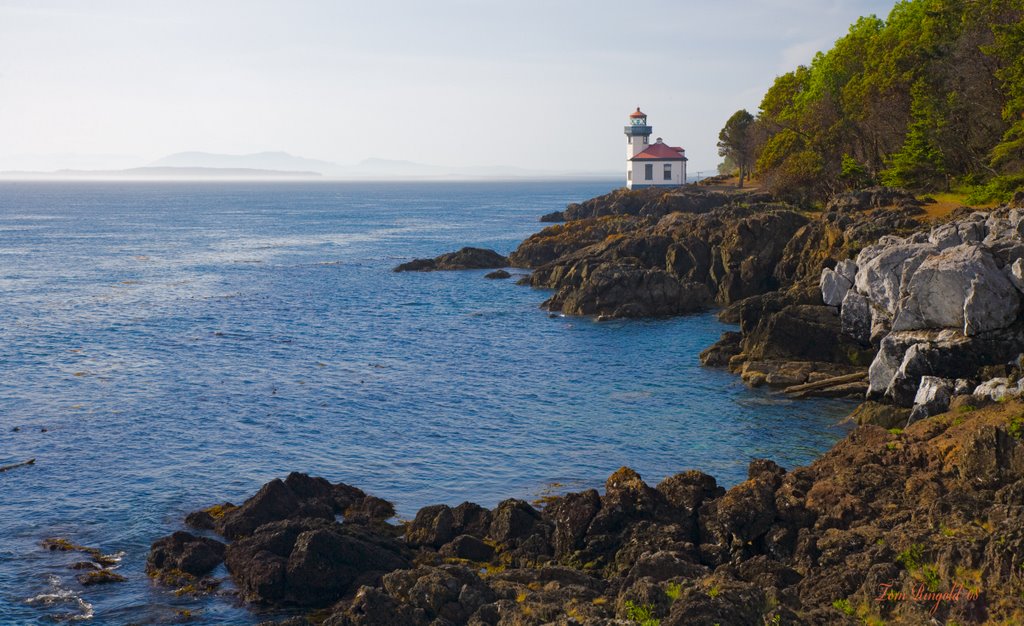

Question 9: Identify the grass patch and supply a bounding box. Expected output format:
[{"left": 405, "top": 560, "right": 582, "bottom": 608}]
[
  {"left": 1008, "top": 413, "right": 1024, "bottom": 440},
  {"left": 624, "top": 600, "right": 659, "bottom": 626},
  {"left": 832, "top": 598, "right": 855, "bottom": 616},
  {"left": 897, "top": 544, "right": 925, "bottom": 571},
  {"left": 919, "top": 565, "right": 942, "bottom": 593},
  {"left": 665, "top": 582, "right": 683, "bottom": 602}
]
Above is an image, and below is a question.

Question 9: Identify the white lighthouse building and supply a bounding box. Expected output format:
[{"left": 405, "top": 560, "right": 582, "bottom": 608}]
[{"left": 625, "top": 108, "right": 687, "bottom": 189}]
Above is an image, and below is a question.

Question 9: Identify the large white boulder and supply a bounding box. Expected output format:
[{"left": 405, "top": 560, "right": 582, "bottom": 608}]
[
  {"left": 840, "top": 290, "right": 872, "bottom": 345},
  {"left": 854, "top": 242, "right": 937, "bottom": 314},
  {"left": 974, "top": 377, "right": 1013, "bottom": 401},
  {"left": 909, "top": 376, "right": 953, "bottom": 422},
  {"left": 835, "top": 258, "right": 858, "bottom": 284},
  {"left": 1005, "top": 258, "right": 1024, "bottom": 294},
  {"left": 891, "top": 244, "right": 1019, "bottom": 335},
  {"left": 820, "top": 267, "right": 853, "bottom": 307}
]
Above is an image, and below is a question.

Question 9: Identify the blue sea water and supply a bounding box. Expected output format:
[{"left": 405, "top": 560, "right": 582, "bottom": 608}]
[{"left": 0, "top": 181, "right": 855, "bottom": 624}]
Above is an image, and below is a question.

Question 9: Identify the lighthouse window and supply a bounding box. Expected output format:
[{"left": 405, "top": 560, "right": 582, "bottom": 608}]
[
  {"left": 644, "top": 164, "right": 653, "bottom": 180},
  {"left": 664, "top": 164, "right": 672, "bottom": 180}
]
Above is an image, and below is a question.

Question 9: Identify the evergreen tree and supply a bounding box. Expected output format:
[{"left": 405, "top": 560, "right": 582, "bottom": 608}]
[{"left": 881, "top": 79, "right": 948, "bottom": 190}]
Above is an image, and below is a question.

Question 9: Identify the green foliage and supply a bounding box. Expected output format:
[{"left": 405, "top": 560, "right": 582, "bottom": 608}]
[
  {"left": 664, "top": 582, "right": 683, "bottom": 601},
  {"left": 746, "top": 0, "right": 1024, "bottom": 201},
  {"left": 708, "top": 585, "right": 720, "bottom": 598},
  {"left": 624, "top": 600, "right": 660, "bottom": 626},
  {"left": 717, "top": 109, "right": 757, "bottom": 186},
  {"left": 897, "top": 543, "right": 925, "bottom": 571},
  {"left": 1008, "top": 413, "right": 1024, "bottom": 439},
  {"left": 888, "top": 427, "right": 903, "bottom": 435},
  {"left": 962, "top": 173, "right": 1024, "bottom": 205},
  {"left": 920, "top": 564, "right": 942, "bottom": 592},
  {"left": 880, "top": 79, "right": 948, "bottom": 190},
  {"left": 832, "top": 598, "right": 855, "bottom": 616},
  {"left": 839, "top": 154, "right": 873, "bottom": 190}
]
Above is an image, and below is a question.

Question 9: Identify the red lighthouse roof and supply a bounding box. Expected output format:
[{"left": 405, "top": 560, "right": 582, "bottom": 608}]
[
  {"left": 629, "top": 107, "right": 647, "bottom": 119},
  {"left": 630, "top": 143, "right": 688, "bottom": 161}
]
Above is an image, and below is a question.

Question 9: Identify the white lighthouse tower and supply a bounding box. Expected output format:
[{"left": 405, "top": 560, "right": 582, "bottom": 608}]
[
  {"left": 624, "top": 107, "right": 687, "bottom": 189},
  {"left": 625, "top": 107, "right": 652, "bottom": 161}
]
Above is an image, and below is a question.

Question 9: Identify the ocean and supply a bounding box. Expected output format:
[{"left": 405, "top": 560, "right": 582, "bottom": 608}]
[{"left": 0, "top": 180, "right": 854, "bottom": 623}]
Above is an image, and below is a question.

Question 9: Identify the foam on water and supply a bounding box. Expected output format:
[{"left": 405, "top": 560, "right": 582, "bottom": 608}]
[{"left": 25, "top": 575, "right": 95, "bottom": 622}]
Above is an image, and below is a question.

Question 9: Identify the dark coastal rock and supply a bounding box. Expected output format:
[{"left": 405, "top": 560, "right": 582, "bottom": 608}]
[
  {"left": 488, "top": 499, "right": 544, "bottom": 544},
  {"left": 656, "top": 470, "right": 724, "bottom": 516},
  {"left": 509, "top": 215, "right": 653, "bottom": 268},
  {"left": 543, "top": 489, "right": 601, "bottom": 559},
  {"left": 438, "top": 534, "right": 494, "bottom": 561},
  {"left": 224, "top": 517, "right": 409, "bottom": 606},
  {"left": 147, "top": 531, "right": 226, "bottom": 578},
  {"left": 404, "top": 504, "right": 455, "bottom": 548},
  {"left": 825, "top": 186, "right": 923, "bottom": 213},
  {"left": 483, "top": 269, "right": 510, "bottom": 279},
  {"left": 451, "top": 501, "right": 492, "bottom": 538},
  {"left": 325, "top": 564, "right": 495, "bottom": 626},
  {"left": 185, "top": 502, "right": 236, "bottom": 530},
  {"left": 698, "top": 331, "right": 742, "bottom": 367},
  {"left": 848, "top": 400, "right": 911, "bottom": 428},
  {"left": 561, "top": 186, "right": 738, "bottom": 221},
  {"left": 539, "top": 210, "right": 564, "bottom": 222},
  {"left": 217, "top": 477, "right": 325, "bottom": 536},
  {"left": 151, "top": 404, "right": 1024, "bottom": 624},
  {"left": 545, "top": 261, "right": 713, "bottom": 318},
  {"left": 77, "top": 569, "right": 127, "bottom": 585},
  {"left": 393, "top": 247, "right": 508, "bottom": 272},
  {"left": 210, "top": 472, "right": 391, "bottom": 540}
]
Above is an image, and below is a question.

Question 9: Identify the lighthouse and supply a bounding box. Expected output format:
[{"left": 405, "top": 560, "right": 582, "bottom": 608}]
[{"left": 624, "top": 108, "right": 687, "bottom": 189}]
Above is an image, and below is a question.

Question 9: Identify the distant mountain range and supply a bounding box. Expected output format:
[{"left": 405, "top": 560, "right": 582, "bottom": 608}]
[{"left": 0, "top": 151, "right": 618, "bottom": 180}]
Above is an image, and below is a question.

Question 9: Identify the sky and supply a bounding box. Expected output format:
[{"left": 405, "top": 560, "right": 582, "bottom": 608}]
[{"left": 0, "top": 0, "right": 898, "bottom": 174}]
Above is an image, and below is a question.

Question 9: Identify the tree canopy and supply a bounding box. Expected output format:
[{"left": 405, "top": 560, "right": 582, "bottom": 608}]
[
  {"left": 725, "top": 0, "right": 1024, "bottom": 203},
  {"left": 717, "top": 109, "right": 756, "bottom": 187}
]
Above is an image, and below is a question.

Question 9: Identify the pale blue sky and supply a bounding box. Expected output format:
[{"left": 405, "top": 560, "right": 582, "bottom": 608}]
[{"left": 0, "top": 0, "right": 897, "bottom": 173}]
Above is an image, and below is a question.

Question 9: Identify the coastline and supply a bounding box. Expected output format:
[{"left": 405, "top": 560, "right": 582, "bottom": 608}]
[{"left": 140, "top": 182, "right": 1024, "bottom": 624}]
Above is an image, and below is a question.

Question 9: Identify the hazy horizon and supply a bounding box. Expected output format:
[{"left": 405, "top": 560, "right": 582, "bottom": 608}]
[{"left": 1, "top": 0, "right": 897, "bottom": 175}]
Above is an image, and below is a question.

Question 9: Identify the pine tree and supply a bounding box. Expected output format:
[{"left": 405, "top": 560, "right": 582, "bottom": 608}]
[{"left": 881, "top": 79, "right": 948, "bottom": 190}]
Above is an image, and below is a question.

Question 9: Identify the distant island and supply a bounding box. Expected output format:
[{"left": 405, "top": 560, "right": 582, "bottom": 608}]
[{"left": 0, "top": 151, "right": 621, "bottom": 181}]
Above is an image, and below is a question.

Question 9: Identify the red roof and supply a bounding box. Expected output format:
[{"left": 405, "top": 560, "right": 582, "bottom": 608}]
[
  {"left": 631, "top": 143, "right": 687, "bottom": 160},
  {"left": 629, "top": 107, "right": 646, "bottom": 119}
]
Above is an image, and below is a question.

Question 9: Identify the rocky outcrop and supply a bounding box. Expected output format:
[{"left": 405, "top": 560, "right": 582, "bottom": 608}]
[
  {"left": 825, "top": 186, "right": 924, "bottom": 213},
  {"left": 544, "top": 262, "right": 713, "bottom": 318},
  {"left": 822, "top": 207, "right": 1024, "bottom": 408},
  {"left": 394, "top": 247, "right": 508, "bottom": 272},
  {"left": 146, "top": 531, "right": 225, "bottom": 579},
  {"left": 559, "top": 185, "right": 758, "bottom": 221},
  {"left": 152, "top": 400, "right": 1024, "bottom": 624},
  {"left": 225, "top": 518, "right": 409, "bottom": 606},
  {"left": 508, "top": 215, "right": 652, "bottom": 268},
  {"left": 516, "top": 205, "right": 815, "bottom": 320}
]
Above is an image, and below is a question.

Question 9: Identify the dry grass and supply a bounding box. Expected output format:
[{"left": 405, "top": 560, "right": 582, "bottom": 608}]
[
  {"left": 919, "top": 192, "right": 999, "bottom": 220},
  {"left": 699, "top": 175, "right": 762, "bottom": 192}
]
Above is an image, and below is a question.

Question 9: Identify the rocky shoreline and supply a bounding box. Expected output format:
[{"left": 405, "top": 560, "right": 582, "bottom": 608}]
[
  {"left": 148, "top": 396, "right": 1024, "bottom": 625},
  {"left": 146, "top": 183, "right": 1024, "bottom": 624}
]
